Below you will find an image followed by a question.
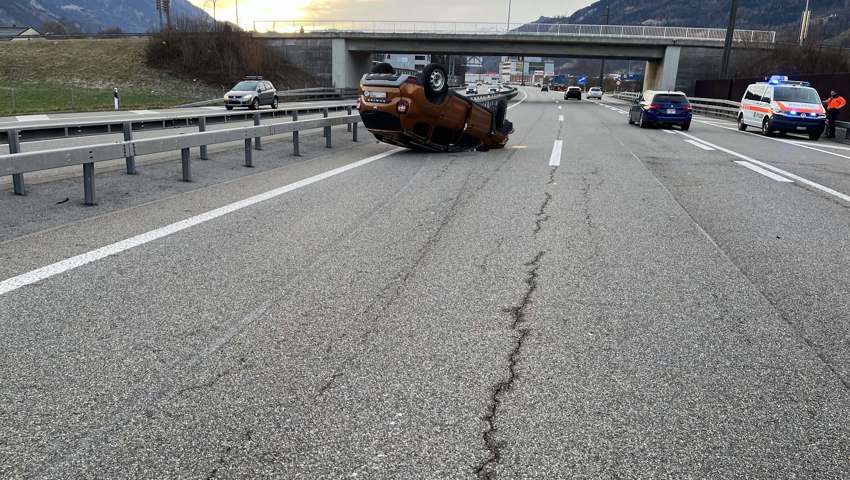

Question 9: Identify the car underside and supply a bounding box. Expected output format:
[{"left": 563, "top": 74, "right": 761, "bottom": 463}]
[{"left": 358, "top": 63, "right": 513, "bottom": 153}]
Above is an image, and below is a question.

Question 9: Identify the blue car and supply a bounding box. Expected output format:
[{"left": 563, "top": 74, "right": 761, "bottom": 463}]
[{"left": 629, "top": 91, "right": 692, "bottom": 130}]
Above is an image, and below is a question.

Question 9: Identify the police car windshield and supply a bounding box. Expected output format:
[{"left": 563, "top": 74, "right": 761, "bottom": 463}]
[
  {"left": 774, "top": 87, "right": 819, "bottom": 104},
  {"left": 653, "top": 94, "right": 688, "bottom": 104},
  {"left": 233, "top": 81, "right": 259, "bottom": 91}
]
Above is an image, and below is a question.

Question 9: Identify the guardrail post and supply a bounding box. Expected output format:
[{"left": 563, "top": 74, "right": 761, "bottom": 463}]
[
  {"left": 244, "top": 139, "right": 253, "bottom": 167},
  {"left": 122, "top": 122, "right": 136, "bottom": 174},
  {"left": 8, "top": 129, "right": 25, "bottom": 195},
  {"left": 347, "top": 107, "right": 352, "bottom": 132},
  {"left": 253, "top": 112, "right": 262, "bottom": 150},
  {"left": 198, "top": 116, "right": 209, "bottom": 160},
  {"left": 292, "top": 111, "right": 300, "bottom": 156},
  {"left": 353, "top": 120, "right": 358, "bottom": 142},
  {"left": 323, "top": 108, "right": 329, "bottom": 138},
  {"left": 83, "top": 163, "right": 96, "bottom": 205},
  {"left": 181, "top": 148, "right": 192, "bottom": 182}
]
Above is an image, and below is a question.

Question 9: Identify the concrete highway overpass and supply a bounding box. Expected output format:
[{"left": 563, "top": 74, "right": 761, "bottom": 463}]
[{"left": 254, "top": 22, "right": 775, "bottom": 91}]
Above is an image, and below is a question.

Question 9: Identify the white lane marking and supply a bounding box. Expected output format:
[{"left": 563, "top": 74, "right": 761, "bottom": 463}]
[
  {"left": 131, "top": 110, "right": 158, "bottom": 115},
  {"left": 661, "top": 129, "right": 677, "bottom": 134},
  {"left": 0, "top": 148, "right": 404, "bottom": 297},
  {"left": 684, "top": 139, "right": 715, "bottom": 151},
  {"left": 16, "top": 114, "right": 49, "bottom": 121},
  {"left": 558, "top": 106, "right": 562, "bottom": 110},
  {"left": 202, "top": 106, "right": 224, "bottom": 110},
  {"left": 507, "top": 90, "right": 528, "bottom": 110},
  {"left": 549, "top": 140, "right": 563, "bottom": 167},
  {"left": 734, "top": 161, "right": 794, "bottom": 182},
  {"left": 675, "top": 131, "right": 850, "bottom": 203},
  {"left": 787, "top": 141, "right": 850, "bottom": 151},
  {"left": 699, "top": 120, "right": 850, "bottom": 162},
  {"left": 558, "top": 115, "right": 564, "bottom": 122}
]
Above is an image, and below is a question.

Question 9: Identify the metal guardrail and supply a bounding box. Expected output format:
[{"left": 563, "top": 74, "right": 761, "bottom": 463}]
[
  {"left": 177, "top": 88, "right": 359, "bottom": 109},
  {"left": 0, "top": 101, "right": 357, "bottom": 145},
  {"left": 468, "top": 87, "right": 520, "bottom": 111},
  {"left": 1, "top": 112, "right": 361, "bottom": 204},
  {"left": 253, "top": 21, "right": 776, "bottom": 43}
]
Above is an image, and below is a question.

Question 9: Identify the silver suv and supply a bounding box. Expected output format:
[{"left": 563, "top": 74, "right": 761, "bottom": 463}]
[{"left": 224, "top": 76, "right": 278, "bottom": 110}]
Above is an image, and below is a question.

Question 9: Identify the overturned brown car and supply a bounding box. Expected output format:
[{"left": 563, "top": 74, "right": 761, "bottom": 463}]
[{"left": 357, "top": 63, "right": 514, "bottom": 153}]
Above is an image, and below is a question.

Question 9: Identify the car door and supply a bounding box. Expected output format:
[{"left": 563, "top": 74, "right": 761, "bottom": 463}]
[
  {"left": 744, "top": 85, "right": 763, "bottom": 125},
  {"left": 757, "top": 86, "right": 773, "bottom": 127}
]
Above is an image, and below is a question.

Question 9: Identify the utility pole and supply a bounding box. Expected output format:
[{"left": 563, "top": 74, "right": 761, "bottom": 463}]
[
  {"left": 156, "top": 0, "right": 163, "bottom": 30},
  {"left": 235, "top": 0, "right": 240, "bottom": 30},
  {"left": 720, "top": 0, "right": 738, "bottom": 78},
  {"left": 598, "top": 6, "right": 609, "bottom": 90},
  {"left": 800, "top": 0, "right": 812, "bottom": 45}
]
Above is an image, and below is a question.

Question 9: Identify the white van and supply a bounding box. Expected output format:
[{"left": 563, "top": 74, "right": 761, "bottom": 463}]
[{"left": 737, "top": 76, "right": 826, "bottom": 140}]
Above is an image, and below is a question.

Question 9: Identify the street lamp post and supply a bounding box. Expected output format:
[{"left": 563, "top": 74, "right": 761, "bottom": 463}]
[
  {"left": 598, "top": 6, "right": 610, "bottom": 90},
  {"left": 506, "top": 0, "right": 512, "bottom": 32},
  {"left": 720, "top": 0, "right": 738, "bottom": 78},
  {"left": 800, "top": 0, "right": 812, "bottom": 45}
]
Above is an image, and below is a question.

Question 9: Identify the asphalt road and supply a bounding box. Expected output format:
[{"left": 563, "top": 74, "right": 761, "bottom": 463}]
[{"left": 1, "top": 87, "right": 848, "bottom": 479}]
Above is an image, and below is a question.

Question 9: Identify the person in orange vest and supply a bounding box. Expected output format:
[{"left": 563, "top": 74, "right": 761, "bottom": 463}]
[{"left": 823, "top": 90, "right": 846, "bottom": 139}]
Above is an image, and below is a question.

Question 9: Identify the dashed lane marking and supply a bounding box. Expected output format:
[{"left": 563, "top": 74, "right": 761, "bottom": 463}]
[
  {"left": 548, "top": 140, "right": 563, "bottom": 167},
  {"left": 684, "top": 139, "right": 715, "bottom": 151}
]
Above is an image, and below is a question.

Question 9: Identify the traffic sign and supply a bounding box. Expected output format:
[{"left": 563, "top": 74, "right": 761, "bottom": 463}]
[{"left": 577, "top": 76, "right": 587, "bottom": 85}]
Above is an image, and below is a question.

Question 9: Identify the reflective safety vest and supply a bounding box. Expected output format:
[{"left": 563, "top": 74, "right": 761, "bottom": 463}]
[{"left": 826, "top": 96, "right": 846, "bottom": 110}]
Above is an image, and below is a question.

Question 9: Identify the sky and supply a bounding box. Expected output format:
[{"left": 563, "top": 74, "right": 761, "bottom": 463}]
[{"left": 189, "top": 0, "right": 596, "bottom": 31}]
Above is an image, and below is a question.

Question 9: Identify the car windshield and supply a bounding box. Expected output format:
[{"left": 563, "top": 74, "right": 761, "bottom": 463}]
[
  {"left": 590, "top": 88, "right": 601, "bottom": 91},
  {"left": 232, "top": 81, "right": 259, "bottom": 91},
  {"left": 774, "top": 87, "right": 820, "bottom": 104},
  {"left": 653, "top": 94, "right": 689, "bottom": 104}
]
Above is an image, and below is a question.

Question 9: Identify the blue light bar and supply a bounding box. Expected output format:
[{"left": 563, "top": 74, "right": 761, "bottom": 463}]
[{"left": 768, "top": 75, "right": 788, "bottom": 85}]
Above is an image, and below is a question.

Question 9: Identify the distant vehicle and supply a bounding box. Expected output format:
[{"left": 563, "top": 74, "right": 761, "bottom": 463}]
[
  {"left": 541, "top": 85, "right": 549, "bottom": 92},
  {"left": 489, "top": 85, "right": 499, "bottom": 93},
  {"left": 737, "top": 76, "right": 825, "bottom": 140},
  {"left": 628, "top": 90, "right": 692, "bottom": 130},
  {"left": 466, "top": 85, "right": 478, "bottom": 94},
  {"left": 358, "top": 62, "right": 513, "bottom": 152},
  {"left": 224, "top": 76, "right": 278, "bottom": 110},
  {"left": 587, "top": 87, "right": 603, "bottom": 100},
  {"left": 564, "top": 86, "right": 582, "bottom": 100}
]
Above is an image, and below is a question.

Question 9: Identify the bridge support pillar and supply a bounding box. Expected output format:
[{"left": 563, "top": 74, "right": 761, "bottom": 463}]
[
  {"left": 331, "top": 39, "right": 372, "bottom": 89},
  {"left": 643, "top": 46, "right": 681, "bottom": 92}
]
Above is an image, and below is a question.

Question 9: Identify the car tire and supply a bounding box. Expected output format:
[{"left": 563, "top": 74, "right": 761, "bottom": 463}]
[
  {"left": 809, "top": 130, "right": 822, "bottom": 141},
  {"left": 761, "top": 117, "right": 772, "bottom": 136},
  {"left": 371, "top": 62, "right": 395, "bottom": 74},
  {"left": 250, "top": 98, "right": 260, "bottom": 110},
  {"left": 271, "top": 97, "right": 279, "bottom": 109},
  {"left": 639, "top": 112, "right": 648, "bottom": 128},
  {"left": 737, "top": 114, "right": 747, "bottom": 131},
  {"left": 422, "top": 63, "right": 449, "bottom": 102},
  {"left": 494, "top": 99, "right": 508, "bottom": 130},
  {"left": 681, "top": 122, "right": 690, "bottom": 131}
]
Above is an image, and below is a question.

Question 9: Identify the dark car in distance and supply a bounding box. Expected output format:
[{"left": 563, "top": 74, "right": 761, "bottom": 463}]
[
  {"left": 224, "top": 77, "right": 279, "bottom": 110},
  {"left": 628, "top": 90, "right": 692, "bottom": 130},
  {"left": 565, "top": 86, "right": 582, "bottom": 100}
]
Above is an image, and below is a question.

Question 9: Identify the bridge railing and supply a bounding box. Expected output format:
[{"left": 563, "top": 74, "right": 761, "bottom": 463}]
[
  {"left": 1, "top": 113, "right": 362, "bottom": 204},
  {"left": 253, "top": 21, "right": 776, "bottom": 43}
]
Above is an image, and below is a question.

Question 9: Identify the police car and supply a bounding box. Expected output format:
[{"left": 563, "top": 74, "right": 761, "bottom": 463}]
[{"left": 737, "top": 76, "right": 825, "bottom": 140}]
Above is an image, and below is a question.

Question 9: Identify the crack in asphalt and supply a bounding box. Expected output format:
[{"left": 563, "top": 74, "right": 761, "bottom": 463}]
[
  {"left": 533, "top": 192, "right": 553, "bottom": 235},
  {"left": 476, "top": 250, "right": 545, "bottom": 479}
]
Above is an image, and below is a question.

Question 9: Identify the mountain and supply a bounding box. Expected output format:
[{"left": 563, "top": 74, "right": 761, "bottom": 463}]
[
  {"left": 539, "top": 0, "right": 850, "bottom": 45},
  {"left": 0, "top": 0, "right": 211, "bottom": 33}
]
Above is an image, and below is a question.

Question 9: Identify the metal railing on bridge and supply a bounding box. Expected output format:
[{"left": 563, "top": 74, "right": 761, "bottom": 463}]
[{"left": 253, "top": 21, "right": 776, "bottom": 44}]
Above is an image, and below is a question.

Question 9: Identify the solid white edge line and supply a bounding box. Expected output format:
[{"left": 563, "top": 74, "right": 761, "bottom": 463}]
[
  {"left": 698, "top": 119, "right": 850, "bottom": 161},
  {"left": 0, "top": 147, "right": 404, "bottom": 296},
  {"left": 661, "top": 129, "right": 677, "bottom": 134},
  {"left": 734, "top": 161, "right": 794, "bottom": 182},
  {"left": 16, "top": 114, "right": 50, "bottom": 121},
  {"left": 675, "top": 130, "right": 850, "bottom": 203},
  {"left": 684, "top": 139, "right": 715, "bottom": 151},
  {"left": 507, "top": 90, "right": 528, "bottom": 110},
  {"left": 549, "top": 139, "right": 563, "bottom": 167},
  {"left": 558, "top": 115, "right": 564, "bottom": 122}
]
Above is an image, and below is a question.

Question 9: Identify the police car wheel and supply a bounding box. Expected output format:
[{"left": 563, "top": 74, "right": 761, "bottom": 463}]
[
  {"left": 737, "top": 115, "right": 747, "bottom": 131},
  {"left": 761, "top": 118, "right": 773, "bottom": 136}
]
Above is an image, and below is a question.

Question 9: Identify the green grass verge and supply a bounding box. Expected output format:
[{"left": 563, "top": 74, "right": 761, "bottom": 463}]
[{"left": 0, "top": 84, "right": 213, "bottom": 115}]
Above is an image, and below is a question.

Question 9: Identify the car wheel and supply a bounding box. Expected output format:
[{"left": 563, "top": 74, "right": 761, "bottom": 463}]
[
  {"left": 737, "top": 114, "right": 747, "bottom": 131},
  {"left": 371, "top": 62, "right": 395, "bottom": 74},
  {"left": 761, "top": 117, "right": 772, "bottom": 136},
  {"left": 422, "top": 63, "right": 449, "bottom": 102},
  {"left": 494, "top": 99, "right": 508, "bottom": 130},
  {"left": 225, "top": 106, "right": 233, "bottom": 111},
  {"left": 809, "top": 130, "right": 822, "bottom": 141},
  {"left": 251, "top": 98, "right": 260, "bottom": 110},
  {"left": 681, "top": 122, "right": 690, "bottom": 131},
  {"left": 271, "top": 97, "right": 279, "bottom": 109},
  {"left": 639, "top": 112, "right": 648, "bottom": 128}
]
